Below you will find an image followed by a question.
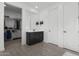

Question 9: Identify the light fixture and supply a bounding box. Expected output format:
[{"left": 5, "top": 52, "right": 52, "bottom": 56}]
[
  {"left": 4, "top": 4, "right": 6, "bottom": 7},
  {"left": 30, "top": 9, "right": 38, "bottom": 13},
  {"left": 35, "top": 6, "right": 38, "bottom": 8}
]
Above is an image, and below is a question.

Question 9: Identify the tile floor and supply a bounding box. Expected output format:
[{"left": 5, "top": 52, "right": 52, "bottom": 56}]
[{"left": 0, "top": 39, "right": 79, "bottom": 56}]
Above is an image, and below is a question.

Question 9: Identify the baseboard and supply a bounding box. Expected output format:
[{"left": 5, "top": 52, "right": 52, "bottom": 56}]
[
  {"left": 58, "top": 45, "right": 64, "bottom": 48},
  {"left": 0, "top": 48, "right": 5, "bottom": 51},
  {"left": 64, "top": 48, "right": 79, "bottom": 53},
  {"left": 13, "top": 37, "right": 21, "bottom": 40}
]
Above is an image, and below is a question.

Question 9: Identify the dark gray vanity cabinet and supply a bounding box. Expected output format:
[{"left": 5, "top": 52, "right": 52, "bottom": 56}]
[{"left": 26, "top": 31, "right": 43, "bottom": 45}]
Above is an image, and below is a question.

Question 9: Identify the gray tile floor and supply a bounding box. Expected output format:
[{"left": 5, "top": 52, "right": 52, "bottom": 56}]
[
  {"left": 0, "top": 39, "right": 79, "bottom": 56},
  {"left": 63, "top": 49, "right": 79, "bottom": 56}
]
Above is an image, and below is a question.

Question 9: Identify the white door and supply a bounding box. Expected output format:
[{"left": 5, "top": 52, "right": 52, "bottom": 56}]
[
  {"left": 47, "top": 7, "right": 58, "bottom": 45},
  {"left": 63, "top": 3, "right": 79, "bottom": 52}
]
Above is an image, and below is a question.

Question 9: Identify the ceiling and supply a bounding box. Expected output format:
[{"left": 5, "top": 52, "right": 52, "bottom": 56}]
[
  {"left": 5, "top": 2, "right": 57, "bottom": 13},
  {"left": 24, "top": 2, "right": 57, "bottom": 12}
]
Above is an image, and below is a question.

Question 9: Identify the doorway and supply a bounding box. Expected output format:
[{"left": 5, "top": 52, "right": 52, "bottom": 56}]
[{"left": 4, "top": 3, "right": 22, "bottom": 49}]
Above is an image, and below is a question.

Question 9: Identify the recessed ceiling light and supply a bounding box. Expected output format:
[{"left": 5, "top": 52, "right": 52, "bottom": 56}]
[
  {"left": 4, "top": 4, "right": 6, "bottom": 7},
  {"left": 30, "top": 9, "right": 38, "bottom": 13},
  {"left": 35, "top": 6, "right": 38, "bottom": 8}
]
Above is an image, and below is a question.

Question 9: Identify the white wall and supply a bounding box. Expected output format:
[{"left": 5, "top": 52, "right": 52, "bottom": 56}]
[
  {"left": 40, "top": 4, "right": 64, "bottom": 47},
  {"left": 22, "top": 9, "right": 31, "bottom": 45},
  {"left": 78, "top": 3, "right": 79, "bottom": 17},
  {"left": 57, "top": 5, "right": 64, "bottom": 47},
  {"left": 78, "top": 3, "right": 79, "bottom": 30},
  {"left": 0, "top": 3, "right": 5, "bottom": 51},
  {"left": 31, "top": 4, "right": 60, "bottom": 44}
]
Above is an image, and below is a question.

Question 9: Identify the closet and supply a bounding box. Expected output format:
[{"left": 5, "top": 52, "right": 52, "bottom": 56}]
[{"left": 4, "top": 3, "right": 22, "bottom": 41}]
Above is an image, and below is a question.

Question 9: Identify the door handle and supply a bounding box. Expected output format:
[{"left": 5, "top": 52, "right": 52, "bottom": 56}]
[
  {"left": 64, "top": 31, "right": 67, "bottom": 33},
  {"left": 49, "top": 30, "right": 51, "bottom": 32}
]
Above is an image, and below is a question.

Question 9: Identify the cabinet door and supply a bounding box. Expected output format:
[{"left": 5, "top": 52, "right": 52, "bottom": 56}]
[
  {"left": 63, "top": 3, "right": 79, "bottom": 52},
  {"left": 47, "top": 7, "right": 58, "bottom": 45}
]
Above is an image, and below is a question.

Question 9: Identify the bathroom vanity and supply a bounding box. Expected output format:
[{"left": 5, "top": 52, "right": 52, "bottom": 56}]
[{"left": 26, "top": 31, "right": 43, "bottom": 45}]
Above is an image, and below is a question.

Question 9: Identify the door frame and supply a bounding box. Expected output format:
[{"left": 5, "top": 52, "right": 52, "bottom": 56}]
[{"left": 4, "top": 2, "right": 22, "bottom": 50}]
